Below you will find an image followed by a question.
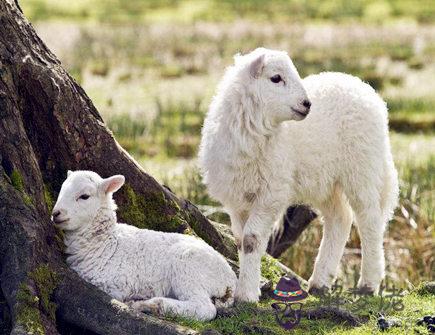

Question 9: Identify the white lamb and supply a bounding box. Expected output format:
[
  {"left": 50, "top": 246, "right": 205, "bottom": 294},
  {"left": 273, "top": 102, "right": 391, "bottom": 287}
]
[
  {"left": 51, "top": 170, "right": 236, "bottom": 321},
  {"left": 198, "top": 48, "right": 399, "bottom": 302}
]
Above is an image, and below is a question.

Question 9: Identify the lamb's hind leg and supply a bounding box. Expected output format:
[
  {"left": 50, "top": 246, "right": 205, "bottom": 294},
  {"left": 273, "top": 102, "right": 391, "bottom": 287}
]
[
  {"left": 129, "top": 296, "right": 216, "bottom": 321},
  {"left": 308, "top": 186, "right": 353, "bottom": 293},
  {"left": 354, "top": 203, "right": 386, "bottom": 294},
  {"left": 347, "top": 183, "right": 386, "bottom": 294}
]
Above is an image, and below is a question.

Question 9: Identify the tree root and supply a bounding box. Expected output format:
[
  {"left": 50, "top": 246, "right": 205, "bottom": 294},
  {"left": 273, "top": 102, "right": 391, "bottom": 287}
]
[
  {"left": 267, "top": 205, "right": 317, "bottom": 258},
  {"left": 55, "top": 270, "right": 199, "bottom": 335},
  {"left": 217, "top": 304, "right": 368, "bottom": 328},
  {"left": 302, "top": 306, "right": 369, "bottom": 327}
]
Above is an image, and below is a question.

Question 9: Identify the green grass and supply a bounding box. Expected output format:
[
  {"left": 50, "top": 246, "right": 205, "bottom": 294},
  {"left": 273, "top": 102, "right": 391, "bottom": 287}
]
[
  {"left": 107, "top": 98, "right": 204, "bottom": 158},
  {"left": 20, "top": 0, "right": 435, "bottom": 24},
  {"left": 388, "top": 99, "right": 435, "bottom": 133},
  {"left": 163, "top": 286, "right": 434, "bottom": 334},
  {"left": 329, "top": 294, "right": 435, "bottom": 335}
]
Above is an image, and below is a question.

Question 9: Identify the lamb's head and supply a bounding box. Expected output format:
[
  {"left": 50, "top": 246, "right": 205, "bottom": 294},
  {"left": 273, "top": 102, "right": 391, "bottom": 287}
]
[
  {"left": 51, "top": 170, "right": 125, "bottom": 231},
  {"left": 230, "top": 48, "right": 310, "bottom": 126}
]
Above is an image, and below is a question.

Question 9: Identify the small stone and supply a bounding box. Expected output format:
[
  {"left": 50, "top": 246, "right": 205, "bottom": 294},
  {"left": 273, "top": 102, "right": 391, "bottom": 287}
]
[
  {"left": 308, "top": 286, "right": 328, "bottom": 297},
  {"left": 416, "top": 282, "right": 435, "bottom": 295},
  {"left": 417, "top": 318, "right": 425, "bottom": 326},
  {"left": 377, "top": 316, "right": 401, "bottom": 331},
  {"left": 423, "top": 315, "right": 433, "bottom": 324},
  {"left": 377, "top": 317, "right": 387, "bottom": 331}
]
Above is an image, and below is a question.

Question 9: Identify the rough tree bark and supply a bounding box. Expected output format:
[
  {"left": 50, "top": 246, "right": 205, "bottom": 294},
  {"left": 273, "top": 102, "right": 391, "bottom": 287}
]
[{"left": 0, "top": 1, "right": 316, "bottom": 334}]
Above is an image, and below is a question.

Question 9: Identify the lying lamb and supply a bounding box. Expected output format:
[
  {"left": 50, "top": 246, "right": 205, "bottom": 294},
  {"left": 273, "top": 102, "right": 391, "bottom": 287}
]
[
  {"left": 51, "top": 170, "right": 236, "bottom": 321},
  {"left": 199, "top": 48, "right": 399, "bottom": 302}
]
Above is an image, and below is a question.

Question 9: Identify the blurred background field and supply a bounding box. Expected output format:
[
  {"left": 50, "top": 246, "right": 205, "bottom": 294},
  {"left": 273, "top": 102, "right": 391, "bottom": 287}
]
[{"left": 21, "top": 0, "right": 434, "bottom": 289}]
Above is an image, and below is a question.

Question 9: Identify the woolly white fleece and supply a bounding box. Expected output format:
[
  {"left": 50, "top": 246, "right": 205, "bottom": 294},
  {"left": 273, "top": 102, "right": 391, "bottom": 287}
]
[
  {"left": 52, "top": 170, "right": 236, "bottom": 321},
  {"left": 199, "top": 48, "right": 398, "bottom": 302}
]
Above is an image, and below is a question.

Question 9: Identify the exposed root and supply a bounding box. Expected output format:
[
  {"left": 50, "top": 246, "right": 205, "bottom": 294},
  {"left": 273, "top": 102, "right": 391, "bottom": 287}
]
[{"left": 302, "top": 306, "right": 368, "bottom": 327}]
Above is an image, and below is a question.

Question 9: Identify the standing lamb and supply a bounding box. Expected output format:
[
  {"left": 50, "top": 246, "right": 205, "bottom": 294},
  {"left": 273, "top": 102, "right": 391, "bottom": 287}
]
[
  {"left": 198, "top": 48, "right": 398, "bottom": 302},
  {"left": 51, "top": 170, "right": 236, "bottom": 321}
]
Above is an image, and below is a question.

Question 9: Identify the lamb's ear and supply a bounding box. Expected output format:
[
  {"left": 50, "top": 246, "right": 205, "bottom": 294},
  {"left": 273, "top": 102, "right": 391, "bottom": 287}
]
[
  {"left": 67, "top": 170, "right": 73, "bottom": 177},
  {"left": 249, "top": 54, "right": 265, "bottom": 79},
  {"left": 233, "top": 52, "right": 243, "bottom": 66},
  {"left": 100, "top": 175, "right": 125, "bottom": 194}
]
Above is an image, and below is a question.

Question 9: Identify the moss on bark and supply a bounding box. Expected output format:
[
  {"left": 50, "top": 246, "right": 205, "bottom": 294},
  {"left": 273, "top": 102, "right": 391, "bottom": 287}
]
[
  {"left": 16, "top": 284, "right": 44, "bottom": 335},
  {"left": 15, "top": 264, "right": 60, "bottom": 334},
  {"left": 119, "top": 184, "right": 189, "bottom": 233},
  {"left": 29, "top": 264, "right": 60, "bottom": 321},
  {"left": 43, "top": 184, "right": 54, "bottom": 213},
  {"left": 261, "top": 255, "right": 286, "bottom": 284},
  {"left": 9, "top": 169, "right": 33, "bottom": 206},
  {"left": 10, "top": 170, "right": 24, "bottom": 192}
]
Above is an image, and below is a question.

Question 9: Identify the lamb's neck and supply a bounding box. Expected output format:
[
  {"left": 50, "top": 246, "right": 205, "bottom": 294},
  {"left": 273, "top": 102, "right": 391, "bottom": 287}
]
[
  {"left": 221, "top": 99, "right": 279, "bottom": 161},
  {"left": 63, "top": 206, "right": 117, "bottom": 260}
]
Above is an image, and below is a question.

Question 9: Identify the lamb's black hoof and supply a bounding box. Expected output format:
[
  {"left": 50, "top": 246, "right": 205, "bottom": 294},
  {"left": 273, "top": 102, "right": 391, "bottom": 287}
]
[
  {"left": 355, "top": 285, "right": 375, "bottom": 296},
  {"left": 308, "top": 286, "right": 329, "bottom": 297}
]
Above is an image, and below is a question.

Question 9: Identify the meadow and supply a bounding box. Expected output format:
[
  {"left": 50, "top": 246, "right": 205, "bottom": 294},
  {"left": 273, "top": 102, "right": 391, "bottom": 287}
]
[{"left": 20, "top": 1, "right": 434, "bottom": 333}]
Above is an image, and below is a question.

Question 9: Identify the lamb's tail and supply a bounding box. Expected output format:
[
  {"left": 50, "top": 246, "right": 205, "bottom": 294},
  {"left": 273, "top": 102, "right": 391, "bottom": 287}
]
[{"left": 380, "top": 153, "right": 399, "bottom": 223}]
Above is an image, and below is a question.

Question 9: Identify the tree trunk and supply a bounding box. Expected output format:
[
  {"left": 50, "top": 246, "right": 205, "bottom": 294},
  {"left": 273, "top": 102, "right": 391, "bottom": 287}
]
[
  {"left": 267, "top": 205, "right": 317, "bottom": 258},
  {"left": 0, "top": 1, "right": 315, "bottom": 333}
]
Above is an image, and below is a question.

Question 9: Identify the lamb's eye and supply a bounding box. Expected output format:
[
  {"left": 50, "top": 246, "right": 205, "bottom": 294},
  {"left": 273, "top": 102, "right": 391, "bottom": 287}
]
[
  {"left": 79, "top": 194, "right": 90, "bottom": 200},
  {"left": 270, "top": 75, "right": 282, "bottom": 83}
]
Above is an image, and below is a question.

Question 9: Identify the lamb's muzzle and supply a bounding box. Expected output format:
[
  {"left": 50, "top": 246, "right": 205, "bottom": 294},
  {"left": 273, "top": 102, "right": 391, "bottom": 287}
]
[{"left": 302, "top": 99, "right": 311, "bottom": 109}]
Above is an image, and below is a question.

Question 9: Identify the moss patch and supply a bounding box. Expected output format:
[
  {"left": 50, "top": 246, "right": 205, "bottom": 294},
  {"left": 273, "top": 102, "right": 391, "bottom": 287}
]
[
  {"left": 22, "top": 194, "right": 34, "bottom": 207},
  {"left": 43, "top": 184, "right": 54, "bottom": 213},
  {"left": 28, "top": 264, "right": 60, "bottom": 321},
  {"left": 10, "top": 169, "right": 24, "bottom": 192},
  {"left": 9, "top": 169, "right": 33, "bottom": 207},
  {"left": 261, "top": 255, "right": 286, "bottom": 285},
  {"left": 16, "top": 284, "right": 44, "bottom": 335},
  {"left": 119, "top": 184, "right": 189, "bottom": 233},
  {"left": 15, "top": 265, "right": 61, "bottom": 334},
  {"left": 15, "top": 264, "right": 61, "bottom": 334}
]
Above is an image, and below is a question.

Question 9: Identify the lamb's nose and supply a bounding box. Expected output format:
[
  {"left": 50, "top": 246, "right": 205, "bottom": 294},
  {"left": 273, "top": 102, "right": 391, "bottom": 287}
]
[
  {"left": 302, "top": 100, "right": 311, "bottom": 109},
  {"left": 52, "top": 210, "right": 61, "bottom": 219}
]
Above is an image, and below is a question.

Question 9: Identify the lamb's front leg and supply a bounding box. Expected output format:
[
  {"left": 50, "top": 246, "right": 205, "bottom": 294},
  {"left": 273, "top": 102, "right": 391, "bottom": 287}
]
[
  {"left": 129, "top": 297, "right": 216, "bottom": 321},
  {"left": 235, "top": 207, "right": 282, "bottom": 303},
  {"left": 228, "top": 210, "right": 247, "bottom": 253}
]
